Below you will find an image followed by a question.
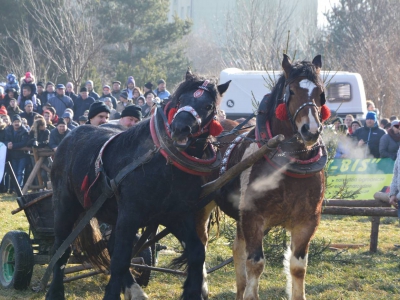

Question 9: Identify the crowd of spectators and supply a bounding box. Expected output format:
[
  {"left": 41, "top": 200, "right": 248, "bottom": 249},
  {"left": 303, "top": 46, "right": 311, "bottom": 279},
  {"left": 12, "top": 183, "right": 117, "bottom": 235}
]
[
  {"left": 0, "top": 72, "right": 171, "bottom": 193},
  {"left": 330, "top": 101, "right": 400, "bottom": 160}
]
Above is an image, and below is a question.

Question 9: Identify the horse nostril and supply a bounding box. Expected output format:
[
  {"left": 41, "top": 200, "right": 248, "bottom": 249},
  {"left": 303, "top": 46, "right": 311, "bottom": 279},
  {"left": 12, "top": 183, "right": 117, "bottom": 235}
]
[{"left": 301, "top": 123, "right": 310, "bottom": 134}]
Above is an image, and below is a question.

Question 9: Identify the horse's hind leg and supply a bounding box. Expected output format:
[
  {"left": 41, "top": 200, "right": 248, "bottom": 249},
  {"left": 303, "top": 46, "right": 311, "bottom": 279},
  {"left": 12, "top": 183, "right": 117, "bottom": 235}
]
[
  {"left": 285, "top": 223, "right": 318, "bottom": 300},
  {"left": 241, "top": 211, "right": 265, "bottom": 300},
  {"left": 46, "top": 191, "right": 83, "bottom": 300},
  {"left": 233, "top": 222, "right": 247, "bottom": 300}
]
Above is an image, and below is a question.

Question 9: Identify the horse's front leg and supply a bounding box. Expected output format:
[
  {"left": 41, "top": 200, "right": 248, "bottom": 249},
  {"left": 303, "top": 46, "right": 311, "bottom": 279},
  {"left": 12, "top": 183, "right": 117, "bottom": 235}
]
[
  {"left": 103, "top": 211, "right": 147, "bottom": 300},
  {"left": 233, "top": 221, "right": 247, "bottom": 300},
  {"left": 285, "top": 221, "right": 318, "bottom": 300},
  {"left": 240, "top": 210, "right": 265, "bottom": 300},
  {"left": 169, "top": 215, "right": 206, "bottom": 300}
]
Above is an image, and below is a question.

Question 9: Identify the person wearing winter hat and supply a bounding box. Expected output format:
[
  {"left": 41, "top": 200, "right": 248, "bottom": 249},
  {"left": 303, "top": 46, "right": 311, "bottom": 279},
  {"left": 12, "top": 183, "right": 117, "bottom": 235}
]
[
  {"left": 116, "top": 91, "right": 133, "bottom": 113},
  {"left": 0, "top": 106, "right": 7, "bottom": 116},
  {"left": 4, "top": 113, "right": 30, "bottom": 191},
  {"left": 104, "top": 105, "right": 142, "bottom": 129},
  {"left": 78, "top": 115, "right": 88, "bottom": 125},
  {"left": 153, "top": 79, "right": 170, "bottom": 100},
  {"left": 87, "top": 101, "right": 111, "bottom": 126},
  {"left": 143, "top": 82, "right": 153, "bottom": 94},
  {"left": 47, "top": 84, "right": 74, "bottom": 118},
  {"left": 73, "top": 87, "right": 95, "bottom": 121},
  {"left": 122, "top": 76, "right": 136, "bottom": 99},
  {"left": 20, "top": 100, "right": 39, "bottom": 127},
  {"left": 350, "top": 120, "right": 362, "bottom": 133},
  {"left": 42, "top": 81, "right": 56, "bottom": 104},
  {"left": 379, "top": 120, "right": 400, "bottom": 160},
  {"left": 36, "top": 81, "right": 46, "bottom": 106},
  {"left": 49, "top": 118, "right": 71, "bottom": 151},
  {"left": 20, "top": 72, "right": 37, "bottom": 100},
  {"left": 65, "top": 82, "right": 78, "bottom": 102},
  {"left": 3, "top": 88, "right": 18, "bottom": 109},
  {"left": 99, "top": 85, "right": 117, "bottom": 109},
  {"left": 111, "top": 81, "right": 122, "bottom": 99},
  {"left": 352, "top": 111, "right": 385, "bottom": 158},
  {"left": 5, "top": 74, "right": 20, "bottom": 94},
  {"left": 85, "top": 80, "right": 99, "bottom": 100},
  {"left": 62, "top": 111, "right": 77, "bottom": 130},
  {"left": 331, "top": 116, "right": 343, "bottom": 131}
]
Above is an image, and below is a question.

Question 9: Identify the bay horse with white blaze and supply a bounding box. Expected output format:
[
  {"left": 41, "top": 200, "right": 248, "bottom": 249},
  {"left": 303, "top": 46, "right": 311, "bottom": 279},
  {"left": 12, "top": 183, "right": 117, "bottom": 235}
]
[
  {"left": 46, "top": 71, "right": 230, "bottom": 300},
  {"left": 197, "top": 54, "right": 331, "bottom": 300}
]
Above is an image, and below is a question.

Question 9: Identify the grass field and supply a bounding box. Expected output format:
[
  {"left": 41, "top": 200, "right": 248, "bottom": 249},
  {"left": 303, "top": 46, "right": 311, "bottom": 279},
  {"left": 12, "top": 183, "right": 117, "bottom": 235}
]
[{"left": 1, "top": 193, "right": 400, "bottom": 299}]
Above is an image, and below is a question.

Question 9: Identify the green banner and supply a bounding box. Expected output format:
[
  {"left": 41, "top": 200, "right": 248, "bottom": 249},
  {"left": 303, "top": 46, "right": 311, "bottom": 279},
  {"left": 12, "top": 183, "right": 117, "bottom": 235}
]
[{"left": 326, "top": 158, "right": 394, "bottom": 200}]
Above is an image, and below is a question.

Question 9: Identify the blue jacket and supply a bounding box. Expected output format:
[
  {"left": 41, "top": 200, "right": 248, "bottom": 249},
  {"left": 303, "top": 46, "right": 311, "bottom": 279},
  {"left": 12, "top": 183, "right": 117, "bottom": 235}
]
[
  {"left": 73, "top": 96, "right": 95, "bottom": 121},
  {"left": 47, "top": 94, "right": 74, "bottom": 117},
  {"left": 153, "top": 89, "right": 170, "bottom": 100},
  {"left": 4, "top": 125, "right": 29, "bottom": 159}
]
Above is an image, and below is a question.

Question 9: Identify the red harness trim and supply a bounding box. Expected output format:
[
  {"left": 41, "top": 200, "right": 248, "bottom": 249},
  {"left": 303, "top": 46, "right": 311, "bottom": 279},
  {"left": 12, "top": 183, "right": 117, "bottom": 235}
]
[
  {"left": 150, "top": 112, "right": 217, "bottom": 176},
  {"left": 256, "top": 120, "right": 322, "bottom": 178}
]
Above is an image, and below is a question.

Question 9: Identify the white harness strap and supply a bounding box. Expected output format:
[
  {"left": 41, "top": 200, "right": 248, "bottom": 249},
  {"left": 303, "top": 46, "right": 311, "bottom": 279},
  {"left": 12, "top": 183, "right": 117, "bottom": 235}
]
[{"left": 172, "top": 105, "right": 202, "bottom": 126}]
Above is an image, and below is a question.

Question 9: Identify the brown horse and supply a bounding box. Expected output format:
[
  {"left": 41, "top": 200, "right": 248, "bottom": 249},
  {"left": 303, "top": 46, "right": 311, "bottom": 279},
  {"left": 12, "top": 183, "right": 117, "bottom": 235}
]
[{"left": 197, "top": 54, "right": 330, "bottom": 300}]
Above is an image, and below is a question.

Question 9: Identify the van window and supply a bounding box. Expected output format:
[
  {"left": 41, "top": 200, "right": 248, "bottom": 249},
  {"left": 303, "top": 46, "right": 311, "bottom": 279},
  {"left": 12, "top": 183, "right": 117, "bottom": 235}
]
[{"left": 326, "top": 82, "right": 352, "bottom": 102}]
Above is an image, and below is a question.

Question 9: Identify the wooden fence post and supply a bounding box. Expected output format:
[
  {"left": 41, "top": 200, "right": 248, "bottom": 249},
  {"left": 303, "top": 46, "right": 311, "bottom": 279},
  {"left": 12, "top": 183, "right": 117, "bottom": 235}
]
[{"left": 370, "top": 216, "right": 381, "bottom": 253}]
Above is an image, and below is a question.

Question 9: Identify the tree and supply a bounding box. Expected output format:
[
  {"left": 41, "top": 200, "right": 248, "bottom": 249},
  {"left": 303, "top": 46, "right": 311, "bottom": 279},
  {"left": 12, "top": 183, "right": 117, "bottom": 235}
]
[
  {"left": 96, "top": 0, "right": 192, "bottom": 88},
  {"left": 314, "top": 0, "right": 400, "bottom": 117}
]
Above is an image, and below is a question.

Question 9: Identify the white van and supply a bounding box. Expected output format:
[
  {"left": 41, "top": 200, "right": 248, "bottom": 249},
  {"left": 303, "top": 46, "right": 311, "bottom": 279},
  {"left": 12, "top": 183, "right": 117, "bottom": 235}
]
[{"left": 220, "top": 68, "right": 367, "bottom": 120}]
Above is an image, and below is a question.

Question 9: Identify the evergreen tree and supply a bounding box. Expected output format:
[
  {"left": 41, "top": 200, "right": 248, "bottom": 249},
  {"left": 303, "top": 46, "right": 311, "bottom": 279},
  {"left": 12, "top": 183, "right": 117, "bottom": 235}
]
[{"left": 97, "top": 0, "right": 191, "bottom": 88}]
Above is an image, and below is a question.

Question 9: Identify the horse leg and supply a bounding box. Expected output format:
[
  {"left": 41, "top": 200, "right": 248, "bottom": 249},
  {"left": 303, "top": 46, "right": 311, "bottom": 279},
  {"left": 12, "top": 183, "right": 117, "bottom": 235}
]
[
  {"left": 233, "top": 221, "right": 247, "bottom": 300},
  {"left": 284, "top": 223, "right": 318, "bottom": 300},
  {"left": 103, "top": 213, "right": 147, "bottom": 300},
  {"left": 168, "top": 215, "right": 206, "bottom": 300},
  {"left": 46, "top": 192, "right": 83, "bottom": 300},
  {"left": 241, "top": 211, "right": 265, "bottom": 300}
]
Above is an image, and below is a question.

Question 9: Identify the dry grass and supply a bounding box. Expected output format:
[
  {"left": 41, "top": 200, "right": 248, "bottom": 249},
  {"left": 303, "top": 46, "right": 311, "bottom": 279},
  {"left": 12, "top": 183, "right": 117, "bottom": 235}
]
[{"left": 1, "top": 194, "right": 400, "bottom": 299}]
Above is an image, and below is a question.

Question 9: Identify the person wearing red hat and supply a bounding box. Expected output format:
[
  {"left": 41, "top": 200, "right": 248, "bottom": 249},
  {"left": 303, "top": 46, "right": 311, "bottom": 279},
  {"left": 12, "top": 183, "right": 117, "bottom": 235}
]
[
  {"left": 20, "top": 72, "right": 37, "bottom": 108},
  {"left": 0, "top": 106, "right": 8, "bottom": 116}
]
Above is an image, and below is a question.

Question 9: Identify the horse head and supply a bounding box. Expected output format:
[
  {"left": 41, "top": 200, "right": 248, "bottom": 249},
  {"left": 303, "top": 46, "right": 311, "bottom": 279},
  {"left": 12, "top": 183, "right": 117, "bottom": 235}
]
[
  {"left": 168, "top": 69, "right": 230, "bottom": 150},
  {"left": 278, "top": 54, "right": 329, "bottom": 147}
]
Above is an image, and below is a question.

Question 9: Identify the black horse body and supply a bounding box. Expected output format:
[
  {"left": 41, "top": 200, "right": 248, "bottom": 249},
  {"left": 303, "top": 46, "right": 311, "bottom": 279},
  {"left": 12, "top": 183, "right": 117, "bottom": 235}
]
[{"left": 46, "top": 73, "right": 230, "bottom": 300}]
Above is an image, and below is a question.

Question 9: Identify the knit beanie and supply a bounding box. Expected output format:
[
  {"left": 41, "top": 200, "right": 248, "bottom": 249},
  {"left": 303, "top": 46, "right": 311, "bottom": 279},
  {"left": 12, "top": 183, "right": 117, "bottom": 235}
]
[
  {"left": 86, "top": 80, "right": 94, "bottom": 86},
  {"left": 366, "top": 111, "right": 377, "bottom": 121},
  {"left": 126, "top": 76, "right": 135, "bottom": 87},
  {"left": 12, "top": 114, "right": 21, "bottom": 122},
  {"left": 144, "top": 82, "right": 153, "bottom": 89},
  {"left": 0, "top": 106, "right": 7, "bottom": 115},
  {"left": 331, "top": 117, "right": 343, "bottom": 125},
  {"left": 88, "top": 101, "right": 111, "bottom": 120},
  {"left": 121, "top": 105, "right": 142, "bottom": 121},
  {"left": 37, "top": 81, "right": 45, "bottom": 88},
  {"left": 57, "top": 118, "right": 67, "bottom": 126}
]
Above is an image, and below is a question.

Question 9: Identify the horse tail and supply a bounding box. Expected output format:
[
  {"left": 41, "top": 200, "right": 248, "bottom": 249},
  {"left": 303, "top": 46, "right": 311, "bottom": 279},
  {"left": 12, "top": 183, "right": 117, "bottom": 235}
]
[
  {"left": 169, "top": 250, "right": 188, "bottom": 271},
  {"left": 74, "top": 218, "right": 111, "bottom": 271}
]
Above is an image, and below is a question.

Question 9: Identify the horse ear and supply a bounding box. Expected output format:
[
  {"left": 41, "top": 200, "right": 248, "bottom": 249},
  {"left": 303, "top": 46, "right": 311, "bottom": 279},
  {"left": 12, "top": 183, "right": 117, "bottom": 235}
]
[
  {"left": 312, "top": 55, "right": 322, "bottom": 70},
  {"left": 186, "top": 67, "right": 193, "bottom": 81},
  {"left": 282, "top": 54, "right": 292, "bottom": 77},
  {"left": 217, "top": 80, "right": 231, "bottom": 95}
]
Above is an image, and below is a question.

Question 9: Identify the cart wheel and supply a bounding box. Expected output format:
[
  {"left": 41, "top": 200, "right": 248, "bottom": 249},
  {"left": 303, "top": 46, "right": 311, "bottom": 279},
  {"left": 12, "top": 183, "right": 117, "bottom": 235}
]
[
  {"left": 0, "top": 231, "right": 34, "bottom": 290},
  {"left": 134, "top": 246, "right": 152, "bottom": 287}
]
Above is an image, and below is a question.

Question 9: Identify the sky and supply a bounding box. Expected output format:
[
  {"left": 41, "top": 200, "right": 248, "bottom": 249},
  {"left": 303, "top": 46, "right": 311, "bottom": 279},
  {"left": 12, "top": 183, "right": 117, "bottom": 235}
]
[{"left": 318, "top": 0, "right": 340, "bottom": 27}]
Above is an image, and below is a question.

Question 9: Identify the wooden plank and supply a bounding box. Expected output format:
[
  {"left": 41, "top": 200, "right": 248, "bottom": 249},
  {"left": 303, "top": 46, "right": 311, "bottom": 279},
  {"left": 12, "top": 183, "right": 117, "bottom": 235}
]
[
  {"left": 22, "top": 157, "right": 44, "bottom": 195},
  {"left": 323, "top": 199, "right": 390, "bottom": 207},
  {"left": 370, "top": 217, "right": 381, "bottom": 253},
  {"left": 322, "top": 206, "right": 397, "bottom": 217}
]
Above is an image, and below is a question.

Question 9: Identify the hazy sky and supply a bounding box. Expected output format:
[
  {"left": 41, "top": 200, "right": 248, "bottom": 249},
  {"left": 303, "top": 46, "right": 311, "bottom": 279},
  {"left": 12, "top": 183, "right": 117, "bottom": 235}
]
[{"left": 318, "top": 0, "right": 340, "bottom": 27}]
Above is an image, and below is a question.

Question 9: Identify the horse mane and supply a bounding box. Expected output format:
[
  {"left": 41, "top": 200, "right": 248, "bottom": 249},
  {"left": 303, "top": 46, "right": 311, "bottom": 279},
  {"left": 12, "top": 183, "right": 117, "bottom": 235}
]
[
  {"left": 170, "top": 74, "right": 219, "bottom": 107},
  {"left": 265, "top": 60, "right": 323, "bottom": 121}
]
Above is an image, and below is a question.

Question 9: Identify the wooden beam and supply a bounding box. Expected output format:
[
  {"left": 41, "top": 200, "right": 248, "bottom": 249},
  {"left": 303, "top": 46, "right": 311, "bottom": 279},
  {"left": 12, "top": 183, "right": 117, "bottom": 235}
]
[
  {"left": 22, "top": 157, "right": 44, "bottom": 195},
  {"left": 323, "top": 199, "right": 390, "bottom": 207},
  {"left": 322, "top": 206, "right": 397, "bottom": 217}
]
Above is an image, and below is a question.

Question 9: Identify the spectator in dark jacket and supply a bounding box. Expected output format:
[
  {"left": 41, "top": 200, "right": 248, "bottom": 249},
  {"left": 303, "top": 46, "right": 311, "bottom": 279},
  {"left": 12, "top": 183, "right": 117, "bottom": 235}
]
[
  {"left": 379, "top": 120, "right": 400, "bottom": 160},
  {"left": 2, "top": 88, "right": 19, "bottom": 109},
  {"left": 5, "top": 114, "right": 29, "bottom": 189},
  {"left": 86, "top": 80, "right": 99, "bottom": 100},
  {"left": 111, "top": 81, "right": 122, "bottom": 99},
  {"left": 352, "top": 111, "right": 386, "bottom": 158},
  {"left": 73, "top": 87, "right": 95, "bottom": 121},
  {"left": 7, "top": 98, "right": 23, "bottom": 119},
  {"left": 47, "top": 84, "right": 74, "bottom": 117},
  {"left": 49, "top": 118, "right": 71, "bottom": 151},
  {"left": 20, "top": 72, "right": 37, "bottom": 98},
  {"left": 41, "top": 82, "right": 56, "bottom": 105},
  {"left": 27, "top": 117, "right": 50, "bottom": 148},
  {"left": 5, "top": 74, "right": 20, "bottom": 93},
  {"left": 62, "top": 112, "right": 77, "bottom": 130},
  {"left": 65, "top": 82, "right": 78, "bottom": 103},
  {"left": 18, "top": 86, "right": 38, "bottom": 111},
  {"left": 99, "top": 85, "right": 117, "bottom": 109},
  {"left": 20, "top": 100, "right": 39, "bottom": 127},
  {"left": 87, "top": 101, "right": 110, "bottom": 126}
]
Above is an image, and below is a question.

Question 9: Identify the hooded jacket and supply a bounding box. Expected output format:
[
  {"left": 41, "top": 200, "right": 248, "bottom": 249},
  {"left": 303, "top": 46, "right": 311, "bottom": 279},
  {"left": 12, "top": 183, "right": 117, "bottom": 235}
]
[{"left": 352, "top": 122, "right": 386, "bottom": 158}]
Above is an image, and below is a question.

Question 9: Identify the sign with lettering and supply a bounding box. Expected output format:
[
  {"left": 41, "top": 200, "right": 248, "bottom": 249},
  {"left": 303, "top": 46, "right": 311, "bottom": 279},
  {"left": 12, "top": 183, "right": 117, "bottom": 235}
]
[{"left": 326, "top": 158, "right": 394, "bottom": 199}]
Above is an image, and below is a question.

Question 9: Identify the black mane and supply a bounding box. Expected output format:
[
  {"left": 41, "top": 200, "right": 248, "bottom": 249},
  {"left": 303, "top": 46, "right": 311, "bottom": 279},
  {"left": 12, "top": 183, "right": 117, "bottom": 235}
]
[
  {"left": 170, "top": 74, "right": 219, "bottom": 107},
  {"left": 265, "top": 60, "right": 323, "bottom": 120}
]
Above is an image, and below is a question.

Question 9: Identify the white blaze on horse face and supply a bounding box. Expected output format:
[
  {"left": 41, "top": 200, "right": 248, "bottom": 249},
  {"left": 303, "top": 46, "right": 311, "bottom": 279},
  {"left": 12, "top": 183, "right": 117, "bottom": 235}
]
[
  {"left": 308, "top": 108, "right": 319, "bottom": 134},
  {"left": 299, "top": 79, "right": 317, "bottom": 97}
]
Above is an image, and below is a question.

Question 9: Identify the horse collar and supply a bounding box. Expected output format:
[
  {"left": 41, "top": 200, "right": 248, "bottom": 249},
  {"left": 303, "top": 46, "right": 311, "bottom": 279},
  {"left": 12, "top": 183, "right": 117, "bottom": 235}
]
[{"left": 150, "top": 105, "right": 221, "bottom": 176}]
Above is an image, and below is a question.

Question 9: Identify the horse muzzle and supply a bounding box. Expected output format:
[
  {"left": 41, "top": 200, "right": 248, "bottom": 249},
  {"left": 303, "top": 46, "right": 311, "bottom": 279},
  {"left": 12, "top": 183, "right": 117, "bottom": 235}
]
[{"left": 300, "top": 123, "right": 322, "bottom": 146}]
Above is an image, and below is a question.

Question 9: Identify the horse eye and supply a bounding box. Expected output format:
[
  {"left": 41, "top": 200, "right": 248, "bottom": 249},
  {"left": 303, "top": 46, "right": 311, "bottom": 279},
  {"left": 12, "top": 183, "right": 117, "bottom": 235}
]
[
  {"left": 205, "top": 105, "right": 212, "bottom": 110},
  {"left": 290, "top": 90, "right": 295, "bottom": 95}
]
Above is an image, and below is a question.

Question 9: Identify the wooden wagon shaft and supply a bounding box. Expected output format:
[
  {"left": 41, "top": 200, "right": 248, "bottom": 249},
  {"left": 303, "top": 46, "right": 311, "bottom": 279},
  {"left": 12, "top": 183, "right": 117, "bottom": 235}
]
[
  {"left": 200, "top": 134, "right": 285, "bottom": 198},
  {"left": 323, "top": 199, "right": 391, "bottom": 208},
  {"left": 22, "top": 156, "right": 44, "bottom": 195},
  {"left": 6, "top": 161, "right": 23, "bottom": 197},
  {"left": 32, "top": 147, "right": 44, "bottom": 188},
  {"left": 11, "top": 192, "right": 53, "bottom": 215},
  {"left": 322, "top": 206, "right": 397, "bottom": 217}
]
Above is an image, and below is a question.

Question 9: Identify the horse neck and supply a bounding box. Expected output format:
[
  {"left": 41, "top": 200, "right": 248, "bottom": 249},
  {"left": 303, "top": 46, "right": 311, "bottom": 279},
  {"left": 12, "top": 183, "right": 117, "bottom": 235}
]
[{"left": 269, "top": 117, "right": 319, "bottom": 160}]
